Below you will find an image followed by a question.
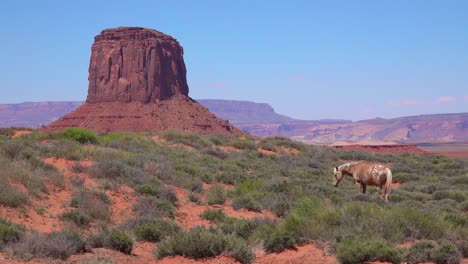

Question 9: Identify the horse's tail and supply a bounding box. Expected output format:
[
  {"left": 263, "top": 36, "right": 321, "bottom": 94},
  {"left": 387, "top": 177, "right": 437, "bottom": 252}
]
[{"left": 384, "top": 168, "right": 392, "bottom": 201}]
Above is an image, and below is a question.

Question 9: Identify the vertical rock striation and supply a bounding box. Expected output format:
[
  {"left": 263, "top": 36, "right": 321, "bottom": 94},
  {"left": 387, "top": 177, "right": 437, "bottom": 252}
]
[{"left": 86, "top": 27, "right": 189, "bottom": 103}]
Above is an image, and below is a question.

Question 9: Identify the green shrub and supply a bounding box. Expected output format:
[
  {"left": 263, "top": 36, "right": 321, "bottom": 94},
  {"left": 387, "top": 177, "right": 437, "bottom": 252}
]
[
  {"left": 61, "top": 128, "right": 97, "bottom": 144},
  {"left": 109, "top": 230, "right": 133, "bottom": 255},
  {"left": 433, "top": 191, "right": 466, "bottom": 203},
  {"left": 0, "top": 184, "right": 27, "bottom": 207},
  {"left": 0, "top": 218, "right": 23, "bottom": 247},
  {"left": 432, "top": 241, "right": 461, "bottom": 264},
  {"left": 1, "top": 140, "right": 26, "bottom": 160},
  {"left": 156, "top": 227, "right": 253, "bottom": 264},
  {"left": 160, "top": 130, "right": 211, "bottom": 149},
  {"left": 336, "top": 237, "right": 401, "bottom": 264},
  {"left": 206, "top": 184, "right": 227, "bottom": 205},
  {"left": 232, "top": 195, "right": 263, "bottom": 212},
  {"left": 134, "top": 197, "right": 176, "bottom": 218},
  {"left": 200, "top": 209, "right": 226, "bottom": 222},
  {"left": 403, "top": 240, "right": 436, "bottom": 264},
  {"left": 219, "top": 217, "right": 263, "bottom": 239},
  {"left": 59, "top": 210, "right": 91, "bottom": 227},
  {"left": 133, "top": 219, "right": 180, "bottom": 242}
]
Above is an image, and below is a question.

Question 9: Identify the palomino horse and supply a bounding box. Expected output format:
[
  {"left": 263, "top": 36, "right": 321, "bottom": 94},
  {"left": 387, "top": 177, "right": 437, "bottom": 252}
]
[{"left": 333, "top": 161, "right": 393, "bottom": 201}]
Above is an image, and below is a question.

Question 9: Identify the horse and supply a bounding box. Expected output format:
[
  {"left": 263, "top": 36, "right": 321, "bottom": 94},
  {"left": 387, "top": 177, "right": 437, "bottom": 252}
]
[{"left": 332, "top": 161, "right": 393, "bottom": 201}]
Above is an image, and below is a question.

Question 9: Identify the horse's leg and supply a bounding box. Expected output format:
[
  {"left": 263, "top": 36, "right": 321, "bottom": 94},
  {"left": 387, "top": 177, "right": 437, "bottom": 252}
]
[
  {"left": 355, "top": 182, "right": 363, "bottom": 193},
  {"left": 377, "top": 186, "right": 382, "bottom": 196},
  {"left": 362, "top": 184, "right": 367, "bottom": 194}
]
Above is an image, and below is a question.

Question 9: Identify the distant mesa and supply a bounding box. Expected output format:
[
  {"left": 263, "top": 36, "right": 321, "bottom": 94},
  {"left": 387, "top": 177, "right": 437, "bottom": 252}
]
[{"left": 42, "top": 27, "right": 242, "bottom": 134}]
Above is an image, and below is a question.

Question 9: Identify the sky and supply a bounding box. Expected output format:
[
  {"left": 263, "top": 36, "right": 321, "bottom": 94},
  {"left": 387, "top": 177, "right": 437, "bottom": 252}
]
[{"left": 0, "top": 0, "right": 467, "bottom": 121}]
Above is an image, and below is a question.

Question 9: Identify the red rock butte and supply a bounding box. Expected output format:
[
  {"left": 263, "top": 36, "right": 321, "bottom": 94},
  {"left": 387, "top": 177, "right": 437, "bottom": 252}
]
[{"left": 42, "top": 27, "right": 243, "bottom": 134}]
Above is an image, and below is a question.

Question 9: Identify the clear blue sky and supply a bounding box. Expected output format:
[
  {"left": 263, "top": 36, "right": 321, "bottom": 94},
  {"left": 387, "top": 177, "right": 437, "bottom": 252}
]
[{"left": 1, "top": 0, "right": 467, "bottom": 121}]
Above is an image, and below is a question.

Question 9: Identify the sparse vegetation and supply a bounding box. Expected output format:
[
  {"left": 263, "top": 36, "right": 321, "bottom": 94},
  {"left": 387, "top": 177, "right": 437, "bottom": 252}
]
[{"left": 0, "top": 129, "right": 467, "bottom": 263}]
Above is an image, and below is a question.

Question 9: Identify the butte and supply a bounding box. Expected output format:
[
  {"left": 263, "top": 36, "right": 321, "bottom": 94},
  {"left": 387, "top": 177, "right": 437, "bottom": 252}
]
[{"left": 42, "top": 27, "right": 243, "bottom": 135}]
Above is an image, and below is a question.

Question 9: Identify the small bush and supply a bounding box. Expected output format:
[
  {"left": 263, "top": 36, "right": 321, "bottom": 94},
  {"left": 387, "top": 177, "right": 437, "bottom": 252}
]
[
  {"left": 11, "top": 231, "right": 85, "bottom": 260},
  {"left": 70, "top": 189, "right": 111, "bottom": 221},
  {"left": 232, "top": 195, "right": 262, "bottom": 212},
  {"left": 200, "top": 209, "right": 226, "bottom": 222},
  {"left": 336, "top": 237, "right": 401, "bottom": 264},
  {"left": 62, "top": 128, "right": 98, "bottom": 144},
  {"left": 0, "top": 184, "right": 27, "bottom": 207},
  {"left": 109, "top": 230, "right": 133, "bottom": 255},
  {"left": 59, "top": 210, "right": 91, "bottom": 227},
  {"left": 206, "top": 184, "right": 227, "bottom": 205},
  {"left": 156, "top": 227, "right": 253, "bottom": 264},
  {"left": 403, "top": 240, "right": 436, "bottom": 264},
  {"left": 1, "top": 140, "right": 26, "bottom": 160},
  {"left": 0, "top": 218, "right": 23, "bottom": 247},
  {"left": 432, "top": 241, "right": 461, "bottom": 264},
  {"left": 219, "top": 217, "right": 262, "bottom": 239},
  {"left": 133, "top": 219, "right": 180, "bottom": 242},
  {"left": 134, "top": 197, "right": 176, "bottom": 218}
]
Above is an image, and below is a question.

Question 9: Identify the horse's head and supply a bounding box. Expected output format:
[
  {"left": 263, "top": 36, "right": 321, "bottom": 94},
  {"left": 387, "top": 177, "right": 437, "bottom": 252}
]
[{"left": 333, "top": 166, "right": 344, "bottom": 187}]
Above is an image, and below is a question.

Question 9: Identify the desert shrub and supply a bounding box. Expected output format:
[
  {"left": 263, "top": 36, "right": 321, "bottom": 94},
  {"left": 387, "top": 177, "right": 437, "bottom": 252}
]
[
  {"left": 432, "top": 241, "right": 461, "bottom": 264},
  {"left": 108, "top": 230, "right": 133, "bottom": 255},
  {"left": 98, "top": 132, "right": 127, "bottom": 145},
  {"left": 229, "top": 138, "right": 256, "bottom": 150},
  {"left": 133, "top": 219, "right": 180, "bottom": 242},
  {"left": 200, "top": 209, "right": 226, "bottom": 222},
  {"left": 11, "top": 231, "right": 85, "bottom": 260},
  {"left": 59, "top": 210, "right": 91, "bottom": 227},
  {"left": 70, "top": 189, "right": 111, "bottom": 221},
  {"left": 134, "top": 196, "right": 175, "bottom": 218},
  {"left": 47, "top": 140, "right": 86, "bottom": 160},
  {"left": 456, "top": 240, "right": 468, "bottom": 258},
  {"left": 70, "top": 162, "right": 87, "bottom": 173},
  {"left": 219, "top": 217, "right": 264, "bottom": 239},
  {"left": 403, "top": 240, "right": 436, "bottom": 264},
  {"left": 255, "top": 222, "right": 301, "bottom": 253},
  {"left": 160, "top": 130, "right": 211, "bottom": 149},
  {"left": 459, "top": 200, "right": 468, "bottom": 210},
  {"left": 335, "top": 237, "right": 401, "bottom": 264},
  {"left": 433, "top": 191, "right": 466, "bottom": 203},
  {"left": 232, "top": 194, "right": 263, "bottom": 212},
  {"left": 206, "top": 184, "right": 227, "bottom": 205},
  {"left": 0, "top": 184, "right": 27, "bottom": 207},
  {"left": 87, "top": 230, "right": 111, "bottom": 248},
  {"left": 1, "top": 140, "right": 26, "bottom": 160},
  {"left": 0, "top": 217, "right": 23, "bottom": 248},
  {"left": 62, "top": 128, "right": 97, "bottom": 144},
  {"left": 156, "top": 227, "right": 253, "bottom": 264},
  {"left": 136, "top": 183, "right": 177, "bottom": 204},
  {"left": 89, "top": 159, "right": 129, "bottom": 179}
]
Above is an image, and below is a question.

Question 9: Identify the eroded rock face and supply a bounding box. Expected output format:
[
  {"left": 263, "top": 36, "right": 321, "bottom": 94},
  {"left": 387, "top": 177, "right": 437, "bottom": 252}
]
[{"left": 86, "top": 27, "right": 189, "bottom": 103}]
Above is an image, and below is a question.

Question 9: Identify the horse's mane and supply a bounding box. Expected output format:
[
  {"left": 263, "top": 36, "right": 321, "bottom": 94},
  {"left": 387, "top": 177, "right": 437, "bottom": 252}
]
[{"left": 337, "top": 161, "right": 361, "bottom": 170}]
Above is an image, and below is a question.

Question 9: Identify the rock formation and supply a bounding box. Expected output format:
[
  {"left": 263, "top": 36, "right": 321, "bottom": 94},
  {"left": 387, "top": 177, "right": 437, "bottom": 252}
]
[
  {"left": 42, "top": 27, "right": 242, "bottom": 134},
  {"left": 87, "top": 27, "right": 188, "bottom": 103}
]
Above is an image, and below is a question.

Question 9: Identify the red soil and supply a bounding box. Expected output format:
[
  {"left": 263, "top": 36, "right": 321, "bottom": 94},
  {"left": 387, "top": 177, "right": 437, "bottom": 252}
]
[
  {"left": 169, "top": 184, "right": 277, "bottom": 229},
  {"left": 257, "top": 148, "right": 279, "bottom": 156},
  {"left": 255, "top": 243, "right": 336, "bottom": 264},
  {"left": 11, "top": 130, "right": 32, "bottom": 138}
]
